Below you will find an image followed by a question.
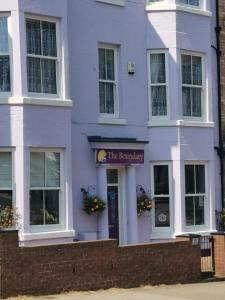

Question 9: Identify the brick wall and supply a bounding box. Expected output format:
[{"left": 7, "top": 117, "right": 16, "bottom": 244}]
[
  {"left": 0, "top": 231, "right": 201, "bottom": 299},
  {"left": 212, "top": 233, "right": 225, "bottom": 276}
]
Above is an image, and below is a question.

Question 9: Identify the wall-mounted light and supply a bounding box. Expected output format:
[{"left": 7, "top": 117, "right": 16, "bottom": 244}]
[{"left": 127, "top": 61, "right": 135, "bottom": 74}]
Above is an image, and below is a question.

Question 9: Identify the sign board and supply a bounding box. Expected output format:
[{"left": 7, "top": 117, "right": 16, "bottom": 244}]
[{"left": 96, "top": 149, "right": 144, "bottom": 164}]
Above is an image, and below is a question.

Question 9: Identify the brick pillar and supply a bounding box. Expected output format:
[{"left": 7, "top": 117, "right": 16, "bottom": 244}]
[
  {"left": 0, "top": 230, "right": 19, "bottom": 299},
  {"left": 212, "top": 233, "right": 225, "bottom": 277}
]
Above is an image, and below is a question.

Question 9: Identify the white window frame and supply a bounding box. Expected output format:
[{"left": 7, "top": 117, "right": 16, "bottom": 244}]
[
  {"left": 180, "top": 51, "right": 205, "bottom": 121},
  {"left": 0, "top": 13, "right": 12, "bottom": 98},
  {"left": 147, "top": 50, "right": 169, "bottom": 121},
  {"left": 184, "top": 161, "right": 208, "bottom": 231},
  {"left": 0, "top": 150, "right": 15, "bottom": 208},
  {"left": 98, "top": 44, "right": 118, "bottom": 119},
  {"left": 29, "top": 148, "right": 65, "bottom": 232},
  {"left": 25, "top": 14, "right": 61, "bottom": 98},
  {"left": 150, "top": 162, "right": 173, "bottom": 239},
  {"left": 176, "top": 0, "right": 202, "bottom": 9}
]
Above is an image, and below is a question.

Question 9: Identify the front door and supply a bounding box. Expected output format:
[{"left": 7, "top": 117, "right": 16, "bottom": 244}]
[{"left": 107, "top": 169, "right": 119, "bottom": 240}]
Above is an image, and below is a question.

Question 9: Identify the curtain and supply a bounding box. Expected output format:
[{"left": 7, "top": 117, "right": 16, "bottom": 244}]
[
  {"left": 151, "top": 86, "right": 167, "bottom": 116},
  {"left": 0, "top": 17, "right": 8, "bottom": 54},
  {"left": 42, "top": 59, "right": 57, "bottom": 94},
  {"left": 42, "top": 21, "right": 57, "bottom": 57},
  {"left": 46, "top": 152, "right": 60, "bottom": 187},
  {"left": 0, "top": 152, "right": 12, "bottom": 188},
  {"left": 26, "top": 19, "right": 41, "bottom": 55},
  {"left": 150, "top": 53, "right": 165, "bottom": 84},
  {"left": 106, "top": 49, "right": 114, "bottom": 80},
  {"left": 30, "top": 152, "right": 45, "bottom": 187}
]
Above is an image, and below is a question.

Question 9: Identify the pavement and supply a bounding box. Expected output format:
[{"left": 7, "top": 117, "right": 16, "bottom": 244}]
[{"left": 8, "top": 281, "right": 225, "bottom": 300}]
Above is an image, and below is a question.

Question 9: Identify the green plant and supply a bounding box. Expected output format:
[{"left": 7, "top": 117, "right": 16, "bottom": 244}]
[
  {"left": 82, "top": 190, "right": 106, "bottom": 215},
  {"left": 137, "top": 192, "right": 153, "bottom": 217},
  {"left": 0, "top": 206, "right": 21, "bottom": 229}
]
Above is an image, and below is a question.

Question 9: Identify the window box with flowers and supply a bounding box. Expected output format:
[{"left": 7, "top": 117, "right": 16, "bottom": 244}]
[{"left": 136, "top": 186, "right": 153, "bottom": 217}]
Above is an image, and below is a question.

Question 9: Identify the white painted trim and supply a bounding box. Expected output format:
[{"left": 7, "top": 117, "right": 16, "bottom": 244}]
[
  {"left": 0, "top": 97, "right": 73, "bottom": 107},
  {"left": 96, "top": 0, "right": 125, "bottom": 6},
  {"left": 145, "top": 3, "right": 211, "bottom": 17},
  {"left": 148, "top": 120, "right": 214, "bottom": 128},
  {"left": 98, "top": 118, "right": 127, "bottom": 125},
  {"left": 19, "top": 229, "right": 75, "bottom": 241}
]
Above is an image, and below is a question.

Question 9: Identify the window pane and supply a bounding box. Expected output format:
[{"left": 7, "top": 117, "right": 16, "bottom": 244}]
[
  {"left": 154, "top": 197, "right": 170, "bottom": 227},
  {"left": 46, "top": 152, "right": 60, "bottom": 187},
  {"left": 185, "top": 196, "right": 194, "bottom": 226},
  {"left": 192, "top": 88, "right": 201, "bottom": 117},
  {"left": 154, "top": 165, "right": 169, "bottom": 195},
  {"left": 26, "top": 19, "right": 41, "bottom": 55},
  {"left": 42, "top": 59, "right": 57, "bottom": 94},
  {"left": 185, "top": 165, "right": 195, "bottom": 194},
  {"left": 0, "top": 56, "right": 10, "bottom": 92},
  {"left": 27, "top": 57, "right": 42, "bottom": 93},
  {"left": 107, "top": 169, "right": 118, "bottom": 184},
  {"left": 30, "top": 152, "right": 45, "bottom": 187},
  {"left": 151, "top": 86, "right": 167, "bottom": 116},
  {"left": 150, "top": 53, "right": 165, "bottom": 84},
  {"left": 0, "top": 191, "right": 12, "bottom": 208},
  {"left": 99, "top": 82, "right": 105, "bottom": 113},
  {"left": 42, "top": 21, "right": 57, "bottom": 57},
  {"left": 182, "top": 87, "right": 191, "bottom": 116},
  {"left": 195, "top": 196, "right": 204, "bottom": 225},
  {"left": 30, "top": 190, "right": 44, "bottom": 225},
  {"left": 182, "top": 55, "right": 191, "bottom": 84},
  {"left": 0, "top": 17, "right": 8, "bottom": 54},
  {"left": 189, "top": 0, "right": 199, "bottom": 6},
  {"left": 98, "top": 48, "right": 106, "bottom": 80},
  {"left": 0, "top": 152, "right": 12, "bottom": 188},
  {"left": 192, "top": 56, "right": 202, "bottom": 85},
  {"left": 105, "top": 83, "right": 114, "bottom": 114},
  {"left": 196, "top": 165, "right": 205, "bottom": 193},
  {"left": 106, "top": 49, "right": 115, "bottom": 80},
  {"left": 45, "top": 190, "right": 59, "bottom": 224}
]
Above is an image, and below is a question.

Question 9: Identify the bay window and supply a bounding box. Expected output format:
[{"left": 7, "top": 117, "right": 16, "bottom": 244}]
[
  {"left": 30, "top": 151, "right": 61, "bottom": 226},
  {"left": 98, "top": 46, "right": 117, "bottom": 115},
  {"left": 26, "top": 18, "right": 58, "bottom": 95},
  {"left": 0, "top": 16, "right": 10, "bottom": 93},
  {"left": 181, "top": 53, "right": 203, "bottom": 118},
  {"left": 185, "top": 164, "right": 206, "bottom": 226},
  {"left": 149, "top": 52, "right": 168, "bottom": 117},
  {"left": 0, "top": 152, "right": 13, "bottom": 208}
]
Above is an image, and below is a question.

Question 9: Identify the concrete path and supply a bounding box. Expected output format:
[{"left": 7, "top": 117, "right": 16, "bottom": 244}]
[{"left": 9, "top": 281, "right": 225, "bottom": 300}]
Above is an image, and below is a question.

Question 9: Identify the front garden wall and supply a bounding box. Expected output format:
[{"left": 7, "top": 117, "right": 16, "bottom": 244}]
[{"left": 0, "top": 231, "right": 201, "bottom": 299}]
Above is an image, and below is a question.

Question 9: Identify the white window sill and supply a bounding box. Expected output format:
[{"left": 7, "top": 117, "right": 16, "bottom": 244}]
[
  {"left": 0, "top": 97, "right": 73, "bottom": 107},
  {"left": 146, "top": 3, "right": 212, "bottom": 17},
  {"left": 19, "top": 229, "right": 75, "bottom": 241},
  {"left": 98, "top": 117, "right": 127, "bottom": 125},
  {"left": 96, "top": 0, "right": 125, "bottom": 6},
  {"left": 148, "top": 120, "right": 214, "bottom": 128}
]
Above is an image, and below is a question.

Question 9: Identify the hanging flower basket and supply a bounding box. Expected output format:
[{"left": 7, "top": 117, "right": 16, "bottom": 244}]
[
  {"left": 82, "top": 189, "right": 106, "bottom": 215},
  {"left": 136, "top": 186, "right": 153, "bottom": 217},
  {"left": 0, "top": 206, "right": 20, "bottom": 230}
]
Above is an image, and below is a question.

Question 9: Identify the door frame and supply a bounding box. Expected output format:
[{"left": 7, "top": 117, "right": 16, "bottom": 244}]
[
  {"left": 106, "top": 166, "right": 127, "bottom": 245},
  {"left": 150, "top": 161, "right": 174, "bottom": 239}
]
